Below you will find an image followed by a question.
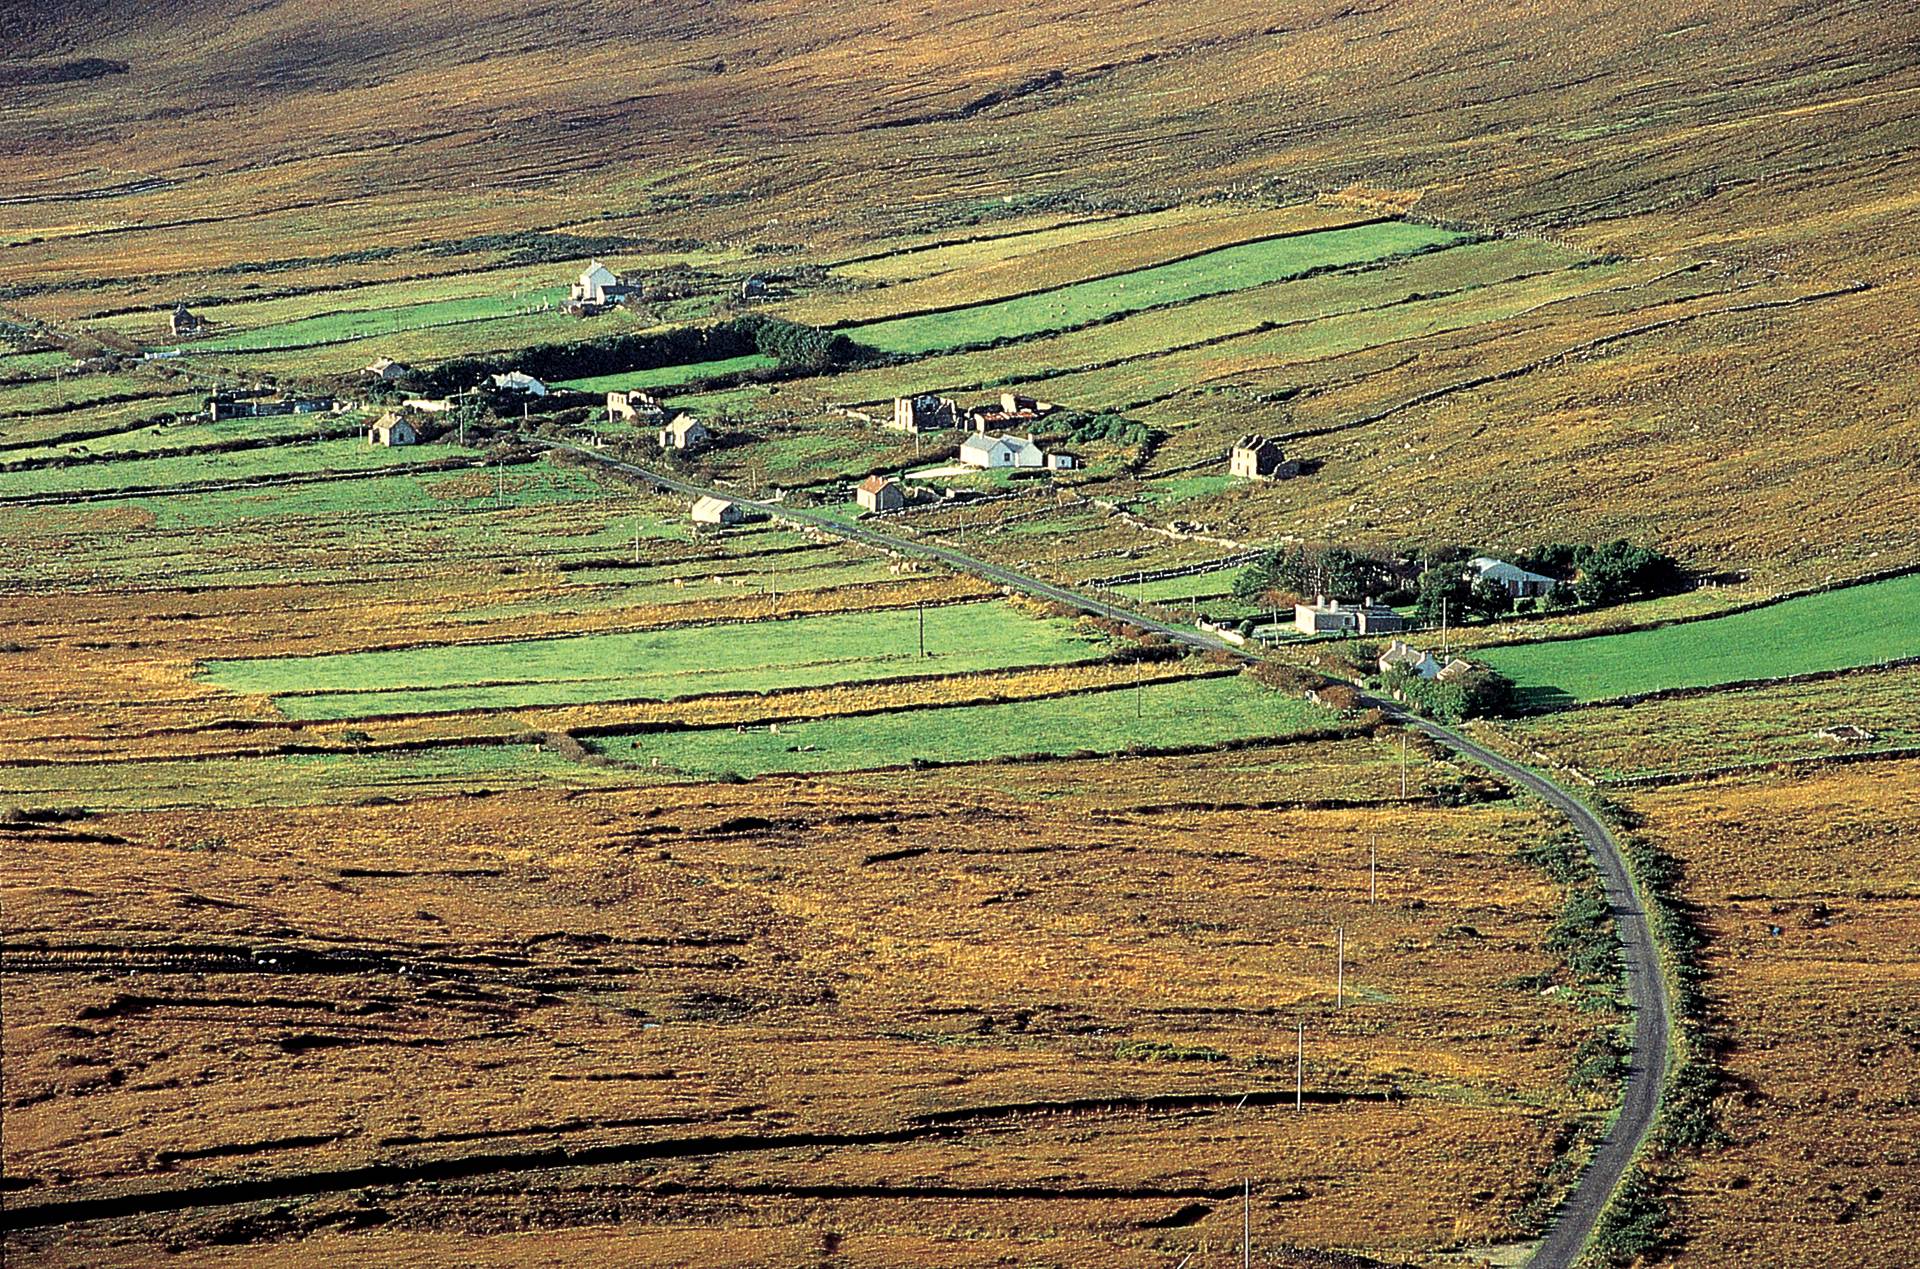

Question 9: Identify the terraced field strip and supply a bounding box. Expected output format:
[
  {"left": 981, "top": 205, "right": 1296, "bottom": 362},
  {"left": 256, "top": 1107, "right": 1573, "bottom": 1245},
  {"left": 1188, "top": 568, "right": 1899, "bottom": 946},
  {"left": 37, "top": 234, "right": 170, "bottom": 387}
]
[
  {"left": 1477, "top": 573, "right": 1920, "bottom": 708},
  {"left": 183, "top": 287, "right": 569, "bottom": 353},
  {"left": 793, "top": 203, "right": 1371, "bottom": 322},
  {"left": 842, "top": 221, "right": 1468, "bottom": 356},
  {"left": 556, "top": 353, "right": 780, "bottom": 394},
  {"left": 593, "top": 671, "right": 1328, "bottom": 779},
  {"left": 0, "top": 371, "right": 171, "bottom": 416},
  {"left": 0, "top": 437, "right": 464, "bottom": 501},
  {"left": 803, "top": 237, "right": 1605, "bottom": 408},
  {"left": 0, "top": 393, "right": 204, "bottom": 448},
  {"left": 198, "top": 601, "right": 1108, "bottom": 720},
  {"left": 1503, "top": 663, "right": 1920, "bottom": 781},
  {"left": 4, "top": 414, "right": 367, "bottom": 464}
]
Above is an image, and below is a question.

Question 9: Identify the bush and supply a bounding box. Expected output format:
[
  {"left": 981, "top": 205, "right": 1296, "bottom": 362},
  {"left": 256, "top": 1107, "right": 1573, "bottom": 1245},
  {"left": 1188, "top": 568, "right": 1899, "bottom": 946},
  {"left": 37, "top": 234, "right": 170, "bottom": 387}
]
[{"left": 1588, "top": 1165, "right": 1675, "bottom": 1266}]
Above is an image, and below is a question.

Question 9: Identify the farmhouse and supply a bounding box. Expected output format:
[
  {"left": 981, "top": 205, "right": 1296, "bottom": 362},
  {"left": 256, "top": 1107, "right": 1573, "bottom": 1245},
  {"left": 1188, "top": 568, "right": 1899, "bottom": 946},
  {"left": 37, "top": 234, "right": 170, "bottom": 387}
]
[
  {"left": 607, "top": 390, "right": 667, "bottom": 424},
  {"left": 367, "top": 412, "right": 418, "bottom": 447},
  {"left": 856, "top": 475, "right": 905, "bottom": 513},
  {"left": 691, "top": 495, "right": 744, "bottom": 526},
  {"left": 1379, "top": 639, "right": 1441, "bottom": 679},
  {"left": 169, "top": 303, "right": 204, "bottom": 337},
  {"left": 568, "top": 261, "right": 641, "bottom": 310},
  {"left": 363, "top": 357, "right": 409, "bottom": 380},
  {"left": 658, "top": 413, "right": 711, "bottom": 451},
  {"left": 960, "top": 433, "right": 1046, "bottom": 469},
  {"left": 1230, "top": 434, "right": 1299, "bottom": 480},
  {"left": 1466, "top": 556, "right": 1558, "bottom": 599},
  {"left": 1294, "top": 595, "right": 1408, "bottom": 635},
  {"left": 490, "top": 371, "right": 548, "bottom": 397},
  {"left": 892, "top": 394, "right": 960, "bottom": 434}
]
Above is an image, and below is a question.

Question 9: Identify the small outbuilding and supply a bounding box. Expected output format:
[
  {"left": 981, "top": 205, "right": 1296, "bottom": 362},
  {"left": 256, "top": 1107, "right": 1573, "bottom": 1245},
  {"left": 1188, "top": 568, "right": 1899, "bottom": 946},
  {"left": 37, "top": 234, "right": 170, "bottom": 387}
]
[
  {"left": 658, "top": 413, "right": 712, "bottom": 451},
  {"left": 490, "top": 371, "right": 549, "bottom": 397},
  {"left": 364, "top": 357, "right": 410, "bottom": 380},
  {"left": 691, "top": 495, "right": 744, "bottom": 526},
  {"left": 856, "top": 475, "right": 905, "bottom": 513},
  {"left": 368, "top": 412, "right": 419, "bottom": 447},
  {"left": 1230, "top": 434, "right": 1300, "bottom": 480}
]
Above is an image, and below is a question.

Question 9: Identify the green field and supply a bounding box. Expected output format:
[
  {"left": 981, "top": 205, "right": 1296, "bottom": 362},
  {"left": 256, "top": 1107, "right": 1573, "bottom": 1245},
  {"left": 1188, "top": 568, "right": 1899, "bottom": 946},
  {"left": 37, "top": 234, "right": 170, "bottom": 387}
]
[
  {"left": 1114, "top": 563, "right": 1246, "bottom": 602},
  {"left": 1478, "top": 574, "right": 1920, "bottom": 707},
  {"left": 0, "top": 436, "right": 451, "bottom": 500},
  {"left": 199, "top": 601, "right": 1107, "bottom": 719},
  {"left": 5, "top": 413, "right": 365, "bottom": 463},
  {"left": 594, "top": 672, "right": 1325, "bottom": 778},
  {"left": 557, "top": 353, "right": 780, "bottom": 394},
  {"left": 189, "top": 288, "right": 569, "bottom": 353},
  {"left": 843, "top": 221, "right": 1466, "bottom": 355}
]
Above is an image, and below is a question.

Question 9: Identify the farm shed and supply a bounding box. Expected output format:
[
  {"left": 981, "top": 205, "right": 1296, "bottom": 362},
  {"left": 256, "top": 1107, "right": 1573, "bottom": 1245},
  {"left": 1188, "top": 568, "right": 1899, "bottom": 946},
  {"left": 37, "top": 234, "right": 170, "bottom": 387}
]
[
  {"left": 364, "top": 357, "right": 409, "bottom": 380},
  {"left": 368, "top": 412, "right": 418, "bottom": 446},
  {"left": 691, "top": 495, "right": 744, "bottom": 526},
  {"left": 1465, "top": 557, "right": 1559, "bottom": 598},
  {"left": 1230, "top": 434, "right": 1299, "bottom": 480},
  {"left": 490, "top": 371, "right": 549, "bottom": 397},
  {"left": 856, "top": 475, "right": 905, "bottom": 513},
  {"left": 658, "top": 413, "right": 712, "bottom": 450}
]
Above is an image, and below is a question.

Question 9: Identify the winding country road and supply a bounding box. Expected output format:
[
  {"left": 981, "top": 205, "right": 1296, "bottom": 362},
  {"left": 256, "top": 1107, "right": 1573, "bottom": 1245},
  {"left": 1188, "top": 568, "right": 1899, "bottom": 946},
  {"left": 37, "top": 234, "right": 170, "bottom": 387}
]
[{"left": 537, "top": 437, "right": 1673, "bottom": 1268}]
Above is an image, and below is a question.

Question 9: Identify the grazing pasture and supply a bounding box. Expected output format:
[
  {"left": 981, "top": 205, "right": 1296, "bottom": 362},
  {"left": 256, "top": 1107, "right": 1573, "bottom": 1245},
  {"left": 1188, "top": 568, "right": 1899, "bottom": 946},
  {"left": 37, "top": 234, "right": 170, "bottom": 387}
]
[
  {"left": 596, "top": 670, "right": 1327, "bottom": 778},
  {"left": 844, "top": 222, "right": 1467, "bottom": 356},
  {"left": 1476, "top": 574, "right": 1920, "bottom": 708},
  {"left": 199, "top": 601, "right": 1108, "bottom": 719}
]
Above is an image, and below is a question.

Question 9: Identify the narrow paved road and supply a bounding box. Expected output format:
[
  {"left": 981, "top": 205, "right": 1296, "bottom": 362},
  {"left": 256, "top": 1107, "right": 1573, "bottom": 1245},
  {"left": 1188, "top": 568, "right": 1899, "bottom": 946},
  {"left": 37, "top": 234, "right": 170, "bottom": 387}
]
[{"left": 530, "top": 437, "right": 1673, "bottom": 1267}]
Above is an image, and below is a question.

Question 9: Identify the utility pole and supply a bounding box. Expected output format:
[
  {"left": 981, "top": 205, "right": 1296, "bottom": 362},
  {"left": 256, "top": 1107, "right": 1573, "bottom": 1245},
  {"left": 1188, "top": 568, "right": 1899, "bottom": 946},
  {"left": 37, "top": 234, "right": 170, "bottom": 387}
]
[
  {"left": 1296, "top": 1021, "right": 1304, "bottom": 1110},
  {"left": 1336, "top": 925, "right": 1345, "bottom": 1008},
  {"left": 1400, "top": 728, "right": 1408, "bottom": 799},
  {"left": 1441, "top": 595, "right": 1449, "bottom": 658},
  {"left": 918, "top": 600, "right": 926, "bottom": 657},
  {"left": 1243, "top": 1178, "right": 1251, "bottom": 1269},
  {"left": 1370, "top": 838, "right": 1377, "bottom": 905}
]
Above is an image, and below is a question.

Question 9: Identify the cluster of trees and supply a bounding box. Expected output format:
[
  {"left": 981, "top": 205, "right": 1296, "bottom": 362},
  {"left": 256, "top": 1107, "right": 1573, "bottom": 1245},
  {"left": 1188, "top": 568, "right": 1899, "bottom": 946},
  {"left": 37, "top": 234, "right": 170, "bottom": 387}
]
[
  {"left": 411, "top": 315, "right": 869, "bottom": 397},
  {"left": 1518, "top": 539, "right": 1687, "bottom": 607},
  {"left": 1381, "top": 662, "right": 1517, "bottom": 722},
  {"left": 1413, "top": 539, "right": 1687, "bottom": 624},
  {"left": 736, "top": 313, "right": 864, "bottom": 371},
  {"left": 1232, "top": 546, "right": 1401, "bottom": 606},
  {"left": 1050, "top": 409, "right": 1154, "bottom": 448}
]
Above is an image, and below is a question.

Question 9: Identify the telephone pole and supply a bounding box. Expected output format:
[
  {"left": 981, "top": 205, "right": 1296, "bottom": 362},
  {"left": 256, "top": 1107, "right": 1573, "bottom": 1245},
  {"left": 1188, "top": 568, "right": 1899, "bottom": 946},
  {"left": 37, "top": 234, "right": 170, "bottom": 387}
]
[
  {"left": 1336, "top": 925, "right": 1345, "bottom": 1008},
  {"left": 917, "top": 600, "right": 926, "bottom": 657},
  {"left": 1243, "top": 1178, "right": 1251, "bottom": 1269},
  {"left": 1296, "top": 1021, "right": 1304, "bottom": 1110},
  {"left": 1370, "top": 838, "right": 1377, "bottom": 905}
]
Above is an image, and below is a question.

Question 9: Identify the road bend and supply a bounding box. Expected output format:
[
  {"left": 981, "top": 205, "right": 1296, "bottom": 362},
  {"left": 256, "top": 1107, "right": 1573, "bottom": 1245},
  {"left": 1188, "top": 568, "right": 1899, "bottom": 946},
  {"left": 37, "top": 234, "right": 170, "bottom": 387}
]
[{"left": 526, "top": 436, "right": 1673, "bottom": 1266}]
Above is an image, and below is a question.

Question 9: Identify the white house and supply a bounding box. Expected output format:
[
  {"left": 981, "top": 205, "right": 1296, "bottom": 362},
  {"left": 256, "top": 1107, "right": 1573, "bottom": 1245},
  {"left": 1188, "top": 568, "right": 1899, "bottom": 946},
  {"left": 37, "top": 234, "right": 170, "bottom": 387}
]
[
  {"left": 490, "top": 371, "right": 549, "bottom": 397},
  {"left": 1378, "top": 639, "right": 1440, "bottom": 679},
  {"left": 959, "top": 433, "right": 1046, "bottom": 469},
  {"left": 367, "top": 412, "right": 418, "bottom": 447},
  {"left": 1466, "top": 556, "right": 1558, "bottom": 599},
  {"left": 1293, "top": 595, "right": 1408, "bottom": 636},
  {"left": 658, "top": 413, "right": 711, "bottom": 450},
  {"left": 569, "top": 261, "right": 639, "bottom": 307},
  {"left": 691, "top": 495, "right": 744, "bottom": 526}
]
